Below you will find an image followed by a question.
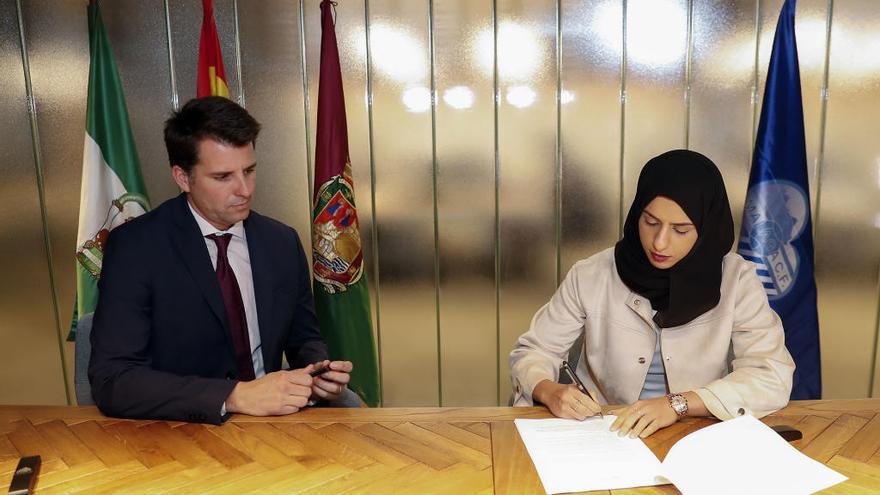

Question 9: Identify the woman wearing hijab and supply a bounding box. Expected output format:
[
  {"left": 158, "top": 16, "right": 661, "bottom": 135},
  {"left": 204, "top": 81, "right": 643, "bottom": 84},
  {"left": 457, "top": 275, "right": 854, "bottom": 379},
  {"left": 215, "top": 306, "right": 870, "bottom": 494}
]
[{"left": 509, "top": 149, "right": 795, "bottom": 438}]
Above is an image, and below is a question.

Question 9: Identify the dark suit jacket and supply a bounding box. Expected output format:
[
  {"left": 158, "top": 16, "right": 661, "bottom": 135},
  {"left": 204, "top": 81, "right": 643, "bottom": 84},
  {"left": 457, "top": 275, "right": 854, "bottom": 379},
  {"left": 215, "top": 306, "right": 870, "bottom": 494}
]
[{"left": 89, "top": 193, "right": 328, "bottom": 424}]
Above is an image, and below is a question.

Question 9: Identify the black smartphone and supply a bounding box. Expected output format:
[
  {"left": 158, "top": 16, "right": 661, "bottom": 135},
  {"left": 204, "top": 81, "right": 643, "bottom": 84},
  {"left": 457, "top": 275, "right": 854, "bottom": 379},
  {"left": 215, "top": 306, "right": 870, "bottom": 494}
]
[
  {"left": 309, "top": 364, "right": 332, "bottom": 377},
  {"left": 9, "top": 455, "right": 41, "bottom": 495}
]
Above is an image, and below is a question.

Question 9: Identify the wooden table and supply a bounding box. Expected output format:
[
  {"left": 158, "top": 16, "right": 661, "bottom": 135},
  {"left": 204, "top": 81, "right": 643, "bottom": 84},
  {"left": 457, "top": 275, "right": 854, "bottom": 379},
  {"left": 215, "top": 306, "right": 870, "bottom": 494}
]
[{"left": 0, "top": 400, "right": 878, "bottom": 494}]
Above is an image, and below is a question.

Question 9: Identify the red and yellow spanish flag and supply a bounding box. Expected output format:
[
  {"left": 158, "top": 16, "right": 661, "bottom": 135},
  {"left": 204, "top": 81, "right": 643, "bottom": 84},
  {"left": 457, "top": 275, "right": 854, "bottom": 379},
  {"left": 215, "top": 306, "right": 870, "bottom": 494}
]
[{"left": 197, "top": 0, "right": 229, "bottom": 98}]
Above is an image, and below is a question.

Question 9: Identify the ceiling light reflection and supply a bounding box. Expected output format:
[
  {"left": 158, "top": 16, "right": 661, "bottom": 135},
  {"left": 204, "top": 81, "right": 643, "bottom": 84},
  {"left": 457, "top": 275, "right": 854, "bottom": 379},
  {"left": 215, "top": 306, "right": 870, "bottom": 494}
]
[
  {"left": 594, "top": 0, "right": 686, "bottom": 69},
  {"left": 475, "top": 22, "right": 541, "bottom": 80},
  {"left": 716, "top": 17, "right": 880, "bottom": 83},
  {"left": 506, "top": 86, "right": 536, "bottom": 108},
  {"left": 443, "top": 86, "right": 475, "bottom": 110},
  {"left": 357, "top": 24, "right": 427, "bottom": 83},
  {"left": 560, "top": 90, "right": 575, "bottom": 105},
  {"left": 402, "top": 86, "right": 431, "bottom": 113}
]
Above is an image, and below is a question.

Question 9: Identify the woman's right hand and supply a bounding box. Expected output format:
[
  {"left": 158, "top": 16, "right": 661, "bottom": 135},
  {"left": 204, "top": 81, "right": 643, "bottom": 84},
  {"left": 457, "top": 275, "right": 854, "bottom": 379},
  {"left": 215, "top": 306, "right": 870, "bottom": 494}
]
[{"left": 532, "top": 379, "right": 602, "bottom": 420}]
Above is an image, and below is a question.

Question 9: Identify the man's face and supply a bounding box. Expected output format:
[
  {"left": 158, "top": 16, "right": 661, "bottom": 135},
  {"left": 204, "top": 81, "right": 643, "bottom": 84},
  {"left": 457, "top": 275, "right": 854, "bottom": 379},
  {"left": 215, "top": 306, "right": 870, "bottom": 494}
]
[{"left": 172, "top": 139, "right": 257, "bottom": 231}]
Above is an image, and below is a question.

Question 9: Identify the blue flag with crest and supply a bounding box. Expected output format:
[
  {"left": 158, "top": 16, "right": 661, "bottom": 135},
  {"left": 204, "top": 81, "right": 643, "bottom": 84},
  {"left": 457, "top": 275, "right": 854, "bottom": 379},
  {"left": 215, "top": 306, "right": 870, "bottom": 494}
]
[{"left": 737, "top": 0, "right": 821, "bottom": 400}]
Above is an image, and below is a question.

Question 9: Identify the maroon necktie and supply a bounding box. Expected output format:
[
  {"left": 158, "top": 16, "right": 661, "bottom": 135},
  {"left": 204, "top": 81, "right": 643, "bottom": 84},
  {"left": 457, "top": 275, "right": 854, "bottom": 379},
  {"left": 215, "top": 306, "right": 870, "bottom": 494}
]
[{"left": 207, "top": 233, "right": 256, "bottom": 381}]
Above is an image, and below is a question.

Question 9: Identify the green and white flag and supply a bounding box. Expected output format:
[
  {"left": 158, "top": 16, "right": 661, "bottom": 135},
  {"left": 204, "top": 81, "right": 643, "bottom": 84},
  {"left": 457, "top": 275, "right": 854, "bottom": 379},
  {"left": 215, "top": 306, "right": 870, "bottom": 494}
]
[{"left": 70, "top": 2, "right": 150, "bottom": 340}]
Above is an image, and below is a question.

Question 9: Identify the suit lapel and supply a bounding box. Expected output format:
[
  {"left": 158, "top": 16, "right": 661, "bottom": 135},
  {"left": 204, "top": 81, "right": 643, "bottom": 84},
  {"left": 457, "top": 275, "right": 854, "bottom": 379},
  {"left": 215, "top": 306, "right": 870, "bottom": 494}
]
[
  {"left": 168, "top": 194, "right": 230, "bottom": 333},
  {"left": 244, "top": 212, "right": 274, "bottom": 367}
]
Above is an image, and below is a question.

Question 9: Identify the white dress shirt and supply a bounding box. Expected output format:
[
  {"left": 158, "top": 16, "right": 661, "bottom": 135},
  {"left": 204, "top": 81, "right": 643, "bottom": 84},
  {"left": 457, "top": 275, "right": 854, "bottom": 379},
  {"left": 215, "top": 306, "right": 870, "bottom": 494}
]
[{"left": 188, "top": 201, "right": 265, "bottom": 379}]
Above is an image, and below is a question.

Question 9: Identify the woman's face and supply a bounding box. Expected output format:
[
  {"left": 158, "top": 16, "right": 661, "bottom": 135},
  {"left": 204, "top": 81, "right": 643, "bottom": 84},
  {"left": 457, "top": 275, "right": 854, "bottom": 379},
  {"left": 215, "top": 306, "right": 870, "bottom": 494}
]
[{"left": 638, "top": 196, "right": 698, "bottom": 269}]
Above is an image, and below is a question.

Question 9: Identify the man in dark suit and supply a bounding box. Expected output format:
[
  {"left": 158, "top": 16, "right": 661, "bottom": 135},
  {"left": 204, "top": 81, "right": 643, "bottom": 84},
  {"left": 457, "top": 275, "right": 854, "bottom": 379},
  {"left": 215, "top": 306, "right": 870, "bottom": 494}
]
[{"left": 89, "top": 96, "right": 353, "bottom": 424}]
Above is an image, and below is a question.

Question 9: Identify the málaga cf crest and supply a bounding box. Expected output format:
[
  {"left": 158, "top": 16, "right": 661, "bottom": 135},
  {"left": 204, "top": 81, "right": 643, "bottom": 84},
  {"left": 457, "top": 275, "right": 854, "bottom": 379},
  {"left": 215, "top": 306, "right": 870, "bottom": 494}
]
[
  {"left": 312, "top": 161, "right": 364, "bottom": 293},
  {"left": 738, "top": 180, "right": 809, "bottom": 300}
]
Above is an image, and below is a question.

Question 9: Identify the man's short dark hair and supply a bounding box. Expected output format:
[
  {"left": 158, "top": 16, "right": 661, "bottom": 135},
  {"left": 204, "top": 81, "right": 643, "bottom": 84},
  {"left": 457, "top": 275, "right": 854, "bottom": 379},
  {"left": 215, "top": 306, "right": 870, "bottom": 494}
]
[{"left": 164, "top": 96, "right": 261, "bottom": 173}]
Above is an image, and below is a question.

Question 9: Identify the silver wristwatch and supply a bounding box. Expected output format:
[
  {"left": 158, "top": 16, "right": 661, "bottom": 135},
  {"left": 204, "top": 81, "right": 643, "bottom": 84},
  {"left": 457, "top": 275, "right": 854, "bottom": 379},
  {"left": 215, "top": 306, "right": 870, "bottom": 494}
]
[{"left": 666, "top": 393, "right": 688, "bottom": 417}]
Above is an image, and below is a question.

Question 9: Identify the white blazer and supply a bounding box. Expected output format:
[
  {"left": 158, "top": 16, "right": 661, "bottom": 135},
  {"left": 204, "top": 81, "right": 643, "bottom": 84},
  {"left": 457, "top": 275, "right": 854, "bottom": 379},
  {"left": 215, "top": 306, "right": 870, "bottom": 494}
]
[{"left": 510, "top": 248, "right": 795, "bottom": 420}]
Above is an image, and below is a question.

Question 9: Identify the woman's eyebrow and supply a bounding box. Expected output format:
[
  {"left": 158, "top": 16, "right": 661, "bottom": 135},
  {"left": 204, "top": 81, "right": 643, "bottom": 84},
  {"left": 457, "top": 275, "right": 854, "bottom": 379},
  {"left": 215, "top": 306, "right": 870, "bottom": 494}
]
[
  {"left": 642, "top": 209, "right": 694, "bottom": 227},
  {"left": 642, "top": 209, "right": 659, "bottom": 221}
]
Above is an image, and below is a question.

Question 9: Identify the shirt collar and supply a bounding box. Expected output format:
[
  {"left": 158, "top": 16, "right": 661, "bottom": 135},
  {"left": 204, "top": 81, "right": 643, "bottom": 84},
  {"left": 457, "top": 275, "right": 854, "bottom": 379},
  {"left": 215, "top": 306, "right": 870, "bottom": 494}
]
[{"left": 187, "top": 198, "right": 246, "bottom": 240}]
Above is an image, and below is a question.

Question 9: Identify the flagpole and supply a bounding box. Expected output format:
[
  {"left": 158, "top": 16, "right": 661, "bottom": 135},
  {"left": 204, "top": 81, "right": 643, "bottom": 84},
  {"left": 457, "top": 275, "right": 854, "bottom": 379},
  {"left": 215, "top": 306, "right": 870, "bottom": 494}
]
[
  {"left": 749, "top": 0, "right": 761, "bottom": 155},
  {"left": 297, "top": 0, "right": 314, "bottom": 218},
  {"left": 163, "top": 0, "right": 180, "bottom": 110},
  {"left": 16, "top": 0, "right": 73, "bottom": 404},
  {"left": 683, "top": 0, "right": 694, "bottom": 149},
  {"left": 232, "top": 0, "right": 245, "bottom": 107}
]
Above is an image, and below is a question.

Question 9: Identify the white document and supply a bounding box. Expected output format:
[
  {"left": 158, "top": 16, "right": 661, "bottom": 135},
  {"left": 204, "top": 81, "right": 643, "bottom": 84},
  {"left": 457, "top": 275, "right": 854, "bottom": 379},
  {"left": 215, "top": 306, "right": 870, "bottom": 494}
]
[
  {"left": 662, "top": 415, "right": 847, "bottom": 495},
  {"left": 514, "top": 416, "right": 666, "bottom": 494},
  {"left": 515, "top": 414, "right": 847, "bottom": 495}
]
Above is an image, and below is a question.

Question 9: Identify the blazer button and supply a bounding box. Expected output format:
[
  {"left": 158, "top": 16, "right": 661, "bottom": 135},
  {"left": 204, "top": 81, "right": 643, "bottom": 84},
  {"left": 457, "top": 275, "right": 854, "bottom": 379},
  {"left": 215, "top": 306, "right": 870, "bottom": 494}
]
[
  {"left": 634, "top": 299, "right": 640, "bottom": 305},
  {"left": 226, "top": 372, "right": 236, "bottom": 380},
  {"left": 638, "top": 357, "right": 646, "bottom": 364},
  {"left": 737, "top": 408, "right": 746, "bottom": 416}
]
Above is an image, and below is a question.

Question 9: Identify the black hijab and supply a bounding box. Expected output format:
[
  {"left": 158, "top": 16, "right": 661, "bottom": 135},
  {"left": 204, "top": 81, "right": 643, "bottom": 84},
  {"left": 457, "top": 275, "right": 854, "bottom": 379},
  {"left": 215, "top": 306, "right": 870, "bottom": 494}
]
[{"left": 614, "top": 149, "right": 734, "bottom": 328}]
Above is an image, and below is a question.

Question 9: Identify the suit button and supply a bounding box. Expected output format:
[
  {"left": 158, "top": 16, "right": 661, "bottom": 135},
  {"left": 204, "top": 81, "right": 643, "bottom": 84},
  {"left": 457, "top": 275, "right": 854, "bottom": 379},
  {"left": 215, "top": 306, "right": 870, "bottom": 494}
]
[
  {"left": 226, "top": 372, "right": 236, "bottom": 380},
  {"left": 634, "top": 299, "right": 640, "bottom": 306},
  {"left": 638, "top": 357, "right": 646, "bottom": 364},
  {"left": 737, "top": 408, "right": 746, "bottom": 416}
]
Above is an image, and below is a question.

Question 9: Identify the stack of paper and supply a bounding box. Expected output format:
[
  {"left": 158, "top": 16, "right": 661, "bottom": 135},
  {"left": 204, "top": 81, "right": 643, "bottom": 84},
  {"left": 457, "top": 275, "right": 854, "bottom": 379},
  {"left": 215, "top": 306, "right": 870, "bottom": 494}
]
[{"left": 514, "top": 415, "right": 847, "bottom": 495}]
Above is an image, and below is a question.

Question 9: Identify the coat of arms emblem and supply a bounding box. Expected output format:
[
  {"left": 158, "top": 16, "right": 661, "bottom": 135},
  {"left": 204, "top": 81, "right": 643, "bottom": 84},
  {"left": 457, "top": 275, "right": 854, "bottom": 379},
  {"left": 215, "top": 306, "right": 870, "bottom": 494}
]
[
  {"left": 76, "top": 192, "right": 149, "bottom": 279},
  {"left": 312, "top": 162, "right": 364, "bottom": 293}
]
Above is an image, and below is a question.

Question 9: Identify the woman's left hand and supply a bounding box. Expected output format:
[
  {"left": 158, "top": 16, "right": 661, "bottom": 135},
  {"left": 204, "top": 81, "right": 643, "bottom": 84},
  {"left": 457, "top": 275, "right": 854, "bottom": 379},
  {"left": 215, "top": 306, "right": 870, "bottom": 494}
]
[{"left": 608, "top": 397, "right": 678, "bottom": 438}]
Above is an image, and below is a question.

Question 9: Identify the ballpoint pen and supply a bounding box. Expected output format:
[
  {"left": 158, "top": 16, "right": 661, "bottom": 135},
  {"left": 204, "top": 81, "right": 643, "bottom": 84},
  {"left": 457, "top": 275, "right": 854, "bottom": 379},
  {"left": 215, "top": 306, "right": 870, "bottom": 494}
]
[{"left": 561, "top": 360, "right": 603, "bottom": 418}]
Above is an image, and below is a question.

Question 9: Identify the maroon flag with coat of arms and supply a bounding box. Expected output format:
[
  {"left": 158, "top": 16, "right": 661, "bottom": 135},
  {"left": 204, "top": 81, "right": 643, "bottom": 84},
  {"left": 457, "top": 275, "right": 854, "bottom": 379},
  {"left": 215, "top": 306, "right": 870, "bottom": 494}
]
[{"left": 311, "top": 0, "right": 380, "bottom": 406}]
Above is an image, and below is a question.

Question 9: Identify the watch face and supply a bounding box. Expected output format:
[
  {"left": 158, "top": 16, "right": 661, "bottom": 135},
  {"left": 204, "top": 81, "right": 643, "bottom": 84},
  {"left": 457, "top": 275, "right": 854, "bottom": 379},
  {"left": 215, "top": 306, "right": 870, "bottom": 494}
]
[{"left": 668, "top": 394, "right": 687, "bottom": 416}]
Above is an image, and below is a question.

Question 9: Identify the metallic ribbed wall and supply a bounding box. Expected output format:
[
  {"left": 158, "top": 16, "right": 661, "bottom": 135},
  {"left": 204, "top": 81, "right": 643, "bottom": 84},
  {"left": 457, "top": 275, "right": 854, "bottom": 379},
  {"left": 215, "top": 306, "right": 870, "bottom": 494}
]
[{"left": 2, "top": 0, "right": 878, "bottom": 406}]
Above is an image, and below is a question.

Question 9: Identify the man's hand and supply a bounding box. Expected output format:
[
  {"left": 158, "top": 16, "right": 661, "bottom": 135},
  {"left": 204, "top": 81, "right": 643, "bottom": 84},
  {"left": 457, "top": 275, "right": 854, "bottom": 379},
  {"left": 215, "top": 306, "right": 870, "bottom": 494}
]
[
  {"left": 608, "top": 397, "right": 678, "bottom": 438},
  {"left": 310, "top": 360, "right": 353, "bottom": 402},
  {"left": 533, "top": 379, "right": 602, "bottom": 420},
  {"left": 225, "top": 369, "right": 314, "bottom": 416}
]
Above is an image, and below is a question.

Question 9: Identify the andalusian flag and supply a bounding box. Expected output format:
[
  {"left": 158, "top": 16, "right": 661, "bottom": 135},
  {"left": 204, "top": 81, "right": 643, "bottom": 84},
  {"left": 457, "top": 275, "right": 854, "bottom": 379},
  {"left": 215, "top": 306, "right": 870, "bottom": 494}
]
[
  {"left": 71, "top": 1, "right": 150, "bottom": 341},
  {"left": 197, "top": 0, "right": 229, "bottom": 98},
  {"left": 312, "top": 1, "right": 381, "bottom": 406}
]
